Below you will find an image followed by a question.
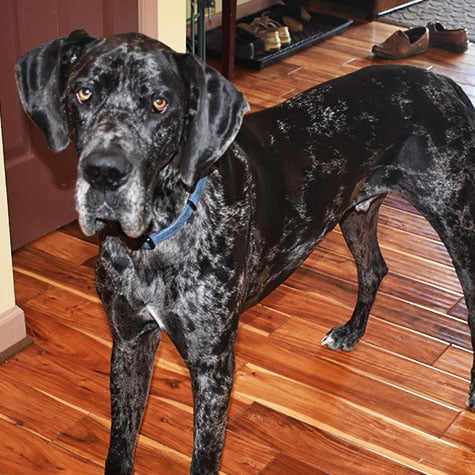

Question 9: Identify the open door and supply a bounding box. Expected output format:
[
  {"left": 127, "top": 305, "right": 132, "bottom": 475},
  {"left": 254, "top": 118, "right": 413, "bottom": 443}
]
[{"left": 1, "top": 0, "right": 138, "bottom": 250}]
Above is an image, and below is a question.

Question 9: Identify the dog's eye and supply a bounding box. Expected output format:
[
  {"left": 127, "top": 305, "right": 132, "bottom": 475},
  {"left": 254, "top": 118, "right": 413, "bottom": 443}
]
[
  {"left": 76, "top": 87, "right": 92, "bottom": 104},
  {"left": 151, "top": 97, "right": 168, "bottom": 113}
]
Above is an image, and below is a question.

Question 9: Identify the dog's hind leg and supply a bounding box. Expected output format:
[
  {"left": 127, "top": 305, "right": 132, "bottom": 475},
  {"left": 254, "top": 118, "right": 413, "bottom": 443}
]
[
  {"left": 443, "top": 234, "right": 475, "bottom": 410},
  {"left": 409, "top": 194, "right": 475, "bottom": 409},
  {"left": 323, "top": 194, "right": 388, "bottom": 351}
]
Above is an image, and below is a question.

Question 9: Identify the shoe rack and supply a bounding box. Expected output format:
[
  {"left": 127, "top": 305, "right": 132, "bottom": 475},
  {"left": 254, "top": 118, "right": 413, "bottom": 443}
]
[{"left": 208, "top": 1, "right": 353, "bottom": 76}]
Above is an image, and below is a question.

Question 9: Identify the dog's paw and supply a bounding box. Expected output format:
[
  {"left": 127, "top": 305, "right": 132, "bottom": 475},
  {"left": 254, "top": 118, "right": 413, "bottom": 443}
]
[{"left": 321, "top": 325, "right": 360, "bottom": 352}]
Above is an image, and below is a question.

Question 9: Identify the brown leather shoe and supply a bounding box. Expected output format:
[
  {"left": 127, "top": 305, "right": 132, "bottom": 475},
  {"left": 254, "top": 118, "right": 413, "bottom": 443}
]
[
  {"left": 372, "top": 27, "right": 429, "bottom": 59},
  {"left": 428, "top": 22, "right": 469, "bottom": 53}
]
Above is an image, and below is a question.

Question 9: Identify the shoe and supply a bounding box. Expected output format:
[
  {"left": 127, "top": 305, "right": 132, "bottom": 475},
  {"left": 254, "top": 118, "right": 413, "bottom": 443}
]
[
  {"left": 239, "top": 14, "right": 292, "bottom": 53},
  {"left": 253, "top": 14, "right": 292, "bottom": 47},
  {"left": 427, "top": 22, "right": 469, "bottom": 53},
  {"left": 262, "top": 16, "right": 292, "bottom": 46},
  {"left": 238, "top": 21, "right": 281, "bottom": 52},
  {"left": 267, "top": 4, "right": 304, "bottom": 32},
  {"left": 372, "top": 27, "right": 429, "bottom": 59},
  {"left": 236, "top": 26, "right": 265, "bottom": 58},
  {"left": 281, "top": 0, "right": 312, "bottom": 22}
]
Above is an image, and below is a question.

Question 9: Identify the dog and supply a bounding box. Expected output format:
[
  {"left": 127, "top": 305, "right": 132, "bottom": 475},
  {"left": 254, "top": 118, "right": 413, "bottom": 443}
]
[{"left": 16, "top": 30, "right": 475, "bottom": 474}]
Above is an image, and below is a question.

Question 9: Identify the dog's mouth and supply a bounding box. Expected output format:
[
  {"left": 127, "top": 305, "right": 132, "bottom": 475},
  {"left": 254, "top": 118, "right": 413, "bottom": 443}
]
[
  {"left": 76, "top": 179, "right": 150, "bottom": 239},
  {"left": 78, "top": 206, "right": 149, "bottom": 239}
]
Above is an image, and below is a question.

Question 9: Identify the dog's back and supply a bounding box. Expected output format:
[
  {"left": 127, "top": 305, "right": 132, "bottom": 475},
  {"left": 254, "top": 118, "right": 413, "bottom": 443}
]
[{"left": 233, "top": 65, "right": 475, "bottom": 310}]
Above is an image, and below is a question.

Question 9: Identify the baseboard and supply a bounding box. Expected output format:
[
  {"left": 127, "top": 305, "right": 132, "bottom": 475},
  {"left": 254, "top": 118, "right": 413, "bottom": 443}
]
[
  {"left": 0, "top": 335, "right": 34, "bottom": 363},
  {"left": 0, "top": 305, "right": 32, "bottom": 362}
]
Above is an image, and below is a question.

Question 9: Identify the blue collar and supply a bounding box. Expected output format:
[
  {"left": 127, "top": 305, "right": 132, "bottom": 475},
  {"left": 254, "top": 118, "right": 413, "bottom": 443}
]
[{"left": 141, "top": 176, "right": 208, "bottom": 250}]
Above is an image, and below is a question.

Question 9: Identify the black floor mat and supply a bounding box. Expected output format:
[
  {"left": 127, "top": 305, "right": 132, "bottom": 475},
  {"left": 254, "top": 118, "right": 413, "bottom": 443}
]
[{"left": 205, "top": 8, "right": 353, "bottom": 70}]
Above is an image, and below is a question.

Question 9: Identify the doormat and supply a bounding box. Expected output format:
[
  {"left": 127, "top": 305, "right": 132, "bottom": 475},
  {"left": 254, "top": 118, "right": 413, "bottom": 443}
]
[
  {"left": 378, "top": 0, "right": 474, "bottom": 43},
  {"left": 206, "top": 8, "right": 352, "bottom": 70}
]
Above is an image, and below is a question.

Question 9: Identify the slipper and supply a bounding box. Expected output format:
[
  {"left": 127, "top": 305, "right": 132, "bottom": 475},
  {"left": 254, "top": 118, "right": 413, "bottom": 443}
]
[
  {"left": 427, "top": 22, "right": 469, "bottom": 53},
  {"left": 372, "top": 27, "right": 429, "bottom": 59}
]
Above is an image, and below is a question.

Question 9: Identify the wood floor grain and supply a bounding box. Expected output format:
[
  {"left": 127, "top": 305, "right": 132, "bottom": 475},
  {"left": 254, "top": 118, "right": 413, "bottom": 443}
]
[{"left": 3, "top": 19, "right": 475, "bottom": 474}]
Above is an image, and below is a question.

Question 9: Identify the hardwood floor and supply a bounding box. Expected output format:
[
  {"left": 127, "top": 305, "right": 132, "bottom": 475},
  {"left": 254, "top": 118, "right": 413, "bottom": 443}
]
[{"left": 3, "top": 20, "right": 475, "bottom": 474}]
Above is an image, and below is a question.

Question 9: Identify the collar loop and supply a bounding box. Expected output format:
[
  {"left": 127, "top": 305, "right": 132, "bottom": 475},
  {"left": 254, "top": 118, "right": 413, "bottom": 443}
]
[{"left": 141, "top": 176, "right": 208, "bottom": 250}]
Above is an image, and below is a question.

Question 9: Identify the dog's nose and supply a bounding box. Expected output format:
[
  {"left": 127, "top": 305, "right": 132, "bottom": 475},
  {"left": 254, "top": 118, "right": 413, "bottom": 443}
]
[{"left": 83, "top": 152, "right": 132, "bottom": 191}]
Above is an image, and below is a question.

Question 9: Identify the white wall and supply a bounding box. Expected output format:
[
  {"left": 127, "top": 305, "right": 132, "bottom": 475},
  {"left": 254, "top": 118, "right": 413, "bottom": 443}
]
[
  {"left": 0, "top": 117, "right": 27, "bottom": 357},
  {"left": 139, "top": 0, "right": 186, "bottom": 52}
]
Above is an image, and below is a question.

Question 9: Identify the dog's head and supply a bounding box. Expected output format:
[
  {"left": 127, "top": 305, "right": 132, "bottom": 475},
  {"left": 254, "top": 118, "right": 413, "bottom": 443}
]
[{"left": 16, "top": 30, "right": 249, "bottom": 238}]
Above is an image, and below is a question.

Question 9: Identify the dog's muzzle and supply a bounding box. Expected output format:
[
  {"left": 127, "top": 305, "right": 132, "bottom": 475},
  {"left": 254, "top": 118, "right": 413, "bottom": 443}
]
[{"left": 76, "top": 150, "right": 149, "bottom": 238}]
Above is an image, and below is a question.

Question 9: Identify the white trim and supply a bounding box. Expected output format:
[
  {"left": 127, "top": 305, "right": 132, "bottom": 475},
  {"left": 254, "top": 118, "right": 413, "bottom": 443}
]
[
  {"left": 0, "top": 306, "right": 27, "bottom": 355},
  {"left": 138, "top": 0, "right": 159, "bottom": 39}
]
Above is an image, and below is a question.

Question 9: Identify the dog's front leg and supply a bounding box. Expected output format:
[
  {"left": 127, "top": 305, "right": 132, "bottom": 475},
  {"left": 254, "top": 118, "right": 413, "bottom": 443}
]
[
  {"left": 188, "top": 349, "right": 235, "bottom": 475},
  {"left": 104, "top": 306, "right": 161, "bottom": 475}
]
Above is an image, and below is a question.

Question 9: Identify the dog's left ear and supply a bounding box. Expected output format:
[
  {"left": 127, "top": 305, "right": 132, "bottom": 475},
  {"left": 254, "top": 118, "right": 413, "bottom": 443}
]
[
  {"left": 16, "top": 29, "right": 96, "bottom": 152},
  {"left": 175, "top": 53, "right": 250, "bottom": 187}
]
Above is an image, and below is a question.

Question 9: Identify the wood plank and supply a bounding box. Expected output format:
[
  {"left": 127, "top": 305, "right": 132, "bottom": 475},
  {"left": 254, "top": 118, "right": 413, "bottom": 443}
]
[
  {"left": 287, "top": 263, "right": 461, "bottom": 321},
  {"left": 433, "top": 345, "right": 473, "bottom": 380},
  {"left": 230, "top": 403, "right": 423, "bottom": 475},
  {"left": 379, "top": 202, "right": 441, "bottom": 240},
  {"left": 260, "top": 454, "right": 329, "bottom": 475},
  {"left": 318, "top": 220, "right": 454, "bottom": 269},
  {"left": 13, "top": 270, "right": 50, "bottom": 305},
  {"left": 29, "top": 230, "right": 98, "bottom": 265},
  {"left": 1, "top": 333, "right": 112, "bottom": 419},
  {"left": 13, "top": 247, "right": 97, "bottom": 302},
  {"left": 306, "top": 245, "right": 462, "bottom": 299},
  {"left": 263, "top": 286, "right": 470, "bottom": 358},
  {"left": 442, "top": 412, "right": 475, "bottom": 452},
  {"left": 233, "top": 364, "right": 475, "bottom": 475},
  {"left": 0, "top": 373, "right": 85, "bottom": 441},
  {"left": 240, "top": 303, "right": 290, "bottom": 335},
  {"left": 276, "top": 265, "right": 471, "bottom": 349},
  {"left": 370, "top": 294, "right": 471, "bottom": 350},
  {"left": 262, "top": 285, "right": 450, "bottom": 365},
  {"left": 57, "top": 413, "right": 192, "bottom": 474},
  {"left": 235, "top": 327, "right": 459, "bottom": 437},
  {"left": 22, "top": 287, "right": 110, "bottom": 341},
  {"left": 448, "top": 298, "right": 469, "bottom": 321},
  {"left": 0, "top": 418, "right": 103, "bottom": 474},
  {"left": 272, "top": 317, "right": 469, "bottom": 408}
]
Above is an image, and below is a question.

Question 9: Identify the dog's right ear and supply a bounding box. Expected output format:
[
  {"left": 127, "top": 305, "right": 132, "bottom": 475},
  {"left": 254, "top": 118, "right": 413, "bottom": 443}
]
[{"left": 15, "top": 29, "right": 96, "bottom": 152}]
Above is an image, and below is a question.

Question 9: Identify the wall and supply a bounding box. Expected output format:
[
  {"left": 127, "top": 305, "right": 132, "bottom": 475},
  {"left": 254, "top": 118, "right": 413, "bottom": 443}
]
[
  {"left": 186, "top": 0, "right": 277, "bottom": 31},
  {"left": 139, "top": 1, "right": 276, "bottom": 52},
  {"left": 0, "top": 117, "right": 28, "bottom": 360},
  {"left": 187, "top": 0, "right": 254, "bottom": 16},
  {"left": 139, "top": 0, "right": 187, "bottom": 51}
]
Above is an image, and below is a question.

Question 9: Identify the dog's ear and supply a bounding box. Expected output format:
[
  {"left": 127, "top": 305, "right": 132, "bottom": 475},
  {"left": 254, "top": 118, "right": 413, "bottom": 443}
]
[
  {"left": 175, "top": 53, "right": 250, "bottom": 187},
  {"left": 15, "top": 29, "right": 96, "bottom": 152}
]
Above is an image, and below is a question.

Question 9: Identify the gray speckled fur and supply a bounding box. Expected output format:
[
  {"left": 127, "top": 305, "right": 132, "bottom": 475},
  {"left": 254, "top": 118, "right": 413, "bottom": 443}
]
[{"left": 15, "top": 31, "right": 475, "bottom": 475}]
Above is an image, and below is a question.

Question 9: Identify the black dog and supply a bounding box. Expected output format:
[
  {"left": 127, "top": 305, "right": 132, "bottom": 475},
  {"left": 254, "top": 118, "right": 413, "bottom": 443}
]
[{"left": 16, "top": 30, "right": 475, "bottom": 474}]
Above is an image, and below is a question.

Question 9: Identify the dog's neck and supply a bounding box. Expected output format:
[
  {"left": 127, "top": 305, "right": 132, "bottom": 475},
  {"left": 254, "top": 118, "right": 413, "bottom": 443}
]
[
  {"left": 104, "top": 164, "right": 209, "bottom": 252},
  {"left": 142, "top": 176, "right": 208, "bottom": 250}
]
